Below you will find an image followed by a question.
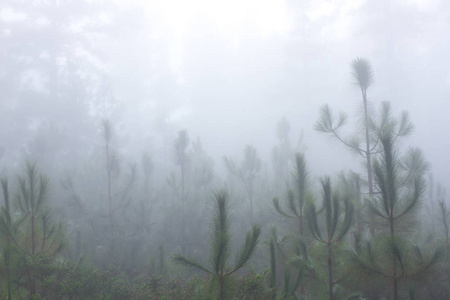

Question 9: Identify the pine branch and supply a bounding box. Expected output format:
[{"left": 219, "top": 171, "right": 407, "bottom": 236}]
[
  {"left": 172, "top": 254, "right": 212, "bottom": 275},
  {"left": 232, "top": 225, "right": 261, "bottom": 274}
]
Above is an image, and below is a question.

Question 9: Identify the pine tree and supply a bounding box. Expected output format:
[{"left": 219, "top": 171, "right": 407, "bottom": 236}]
[
  {"left": 0, "top": 179, "right": 14, "bottom": 300},
  {"left": 297, "top": 177, "right": 354, "bottom": 300},
  {"left": 271, "top": 153, "right": 315, "bottom": 298},
  {"left": 224, "top": 145, "right": 261, "bottom": 224},
  {"left": 0, "top": 161, "right": 65, "bottom": 298},
  {"left": 351, "top": 103, "right": 443, "bottom": 300},
  {"left": 173, "top": 189, "right": 261, "bottom": 300},
  {"left": 273, "top": 153, "right": 310, "bottom": 236},
  {"left": 314, "top": 58, "right": 382, "bottom": 236},
  {"left": 353, "top": 58, "right": 375, "bottom": 198},
  {"left": 174, "top": 129, "right": 190, "bottom": 254}
]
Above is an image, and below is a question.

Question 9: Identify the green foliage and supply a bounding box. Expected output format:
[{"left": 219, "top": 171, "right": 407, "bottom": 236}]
[
  {"left": 314, "top": 104, "right": 348, "bottom": 135},
  {"left": 0, "top": 161, "right": 65, "bottom": 299},
  {"left": 351, "top": 234, "right": 444, "bottom": 299},
  {"left": 173, "top": 189, "right": 261, "bottom": 300},
  {"left": 292, "top": 178, "right": 355, "bottom": 300},
  {"left": 350, "top": 106, "right": 443, "bottom": 299},
  {"left": 368, "top": 104, "right": 427, "bottom": 231},
  {"left": 272, "top": 153, "right": 309, "bottom": 225},
  {"left": 233, "top": 271, "right": 273, "bottom": 300},
  {"left": 306, "top": 178, "right": 354, "bottom": 245}
]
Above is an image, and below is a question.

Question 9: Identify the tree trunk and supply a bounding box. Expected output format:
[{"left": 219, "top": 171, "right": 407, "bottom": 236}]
[
  {"left": 219, "top": 274, "right": 225, "bottom": 300},
  {"left": 181, "top": 161, "right": 186, "bottom": 255},
  {"left": 328, "top": 242, "right": 334, "bottom": 300},
  {"left": 362, "top": 90, "right": 374, "bottom": 237},
  {"left": 5, "top": 243, "right": 11, "bottom": 300},
  {"left": 393, "top": 277, "right": 398, "bottom": 300},
  {"left": 249, "top": 180, "right": 254, "bottom": 224}
]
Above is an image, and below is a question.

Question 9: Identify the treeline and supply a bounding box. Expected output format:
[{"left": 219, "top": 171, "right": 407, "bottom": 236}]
[{"left": 0, "top": 60, "right": 449, "bottom": 300}]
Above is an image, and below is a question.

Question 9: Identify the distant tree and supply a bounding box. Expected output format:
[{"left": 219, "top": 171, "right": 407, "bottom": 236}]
[
  {"left": 63, "top": 120, "right": 144, "bottom": 269},
  {"left": 224, "top": 145, "right": 261, "bottom": 224},
  {"left": 0, "top": 0, "right": 117, "bottom": 170},
  {"left": 437, "top": 195, "right": 450, "bottom": 258},
  {"left": 190, "top": 137, "right": 214, "bottom": 194},
  {"left": 174, "top": 130, "right": 190, "bottom": 203},
  {"left": 173, "top": 189, "right": 261, "bottom": 300},
  {"left": 273, "top": 152, "right": 310, "bottom": 236},
  {"left": 272, "top": 118, "right": 307, "bottom": 196},
  {"left": 272, "top": 117, "right": 292, "bottom": 192},
  {"left": 101, "top": 120, "right": 137, "bottom": 242},
  {"left": 141, "top": 152, "right": 154, "bottom": 198},
  {"left": 173, "top": 130, "right": 190, "bottom": 254}
]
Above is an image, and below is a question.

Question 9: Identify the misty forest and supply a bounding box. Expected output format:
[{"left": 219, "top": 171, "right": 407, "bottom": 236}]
[{"left": 1, "top": 0, "right": 450, "bottom": 299}]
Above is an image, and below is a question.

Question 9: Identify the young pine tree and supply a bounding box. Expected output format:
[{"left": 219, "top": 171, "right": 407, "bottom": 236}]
[
  {"left": 173, "top": 189, "right": 261, "bottom": 300},
  {"left": 351, "top": 103, "right": 443, "bottom": 300},
  {"left": 298, "top": 177, "right": 354, "bottom": 300},
  {"left": 0, "top": 161, "right": 65, "bottom": 298},
  {"left": 272, "top": 152, "right": 311, "bottom": 298},
  {"left": 273, "top": 152, "right": 310, "bottom": 236}
]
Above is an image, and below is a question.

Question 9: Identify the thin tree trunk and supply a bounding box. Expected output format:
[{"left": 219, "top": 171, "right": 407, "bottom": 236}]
[
  {"left": 355, "top": 176, "right": 364, "bottom": 233},
  {"left": 362, "top": 89, "right": 374, "bottom": 237},
  {"left": 393, "top": 277, "right": 399, "bottom": 300},
  {"left": 31, "top": 214, "right": 35, "bottom": 255},
  {"left": 299, "top": 208, "right": 303, "bottom": 236},
  {"left": 105, "top": 137, "right": 113, "bottom": 222},
  {"left": 249, "top": 180, "right": 254, "bottom": 224},
  {"left": 443, "top": 211, "right": 449, "bottom": 258},
  {"left": 328, "top": 242, "right": 334, "bottom": 300},
  {"left": 5, "top": 243, "right": 11, "bottom": 300},
  {"left": 390, "top": 217, "right": 398, "bottom": 300},
  {"left": 181, "top": 161, "right": 186, "bottom": 255},
  {"left": 219, "top": 274, "right": 225, "bottom": 300},
  {"left": 362, "top": 90, "right": 373, "bottom": 197}
]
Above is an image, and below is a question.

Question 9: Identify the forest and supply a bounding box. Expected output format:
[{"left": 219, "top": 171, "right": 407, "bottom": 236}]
[{"left": 1, "top": 0, "right": 450, "bottom": 299}]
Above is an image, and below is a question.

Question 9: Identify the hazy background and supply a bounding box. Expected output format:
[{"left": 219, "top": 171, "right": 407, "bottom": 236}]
[{"left": 1, "top": 0, "right": 449, "bottom": 189}]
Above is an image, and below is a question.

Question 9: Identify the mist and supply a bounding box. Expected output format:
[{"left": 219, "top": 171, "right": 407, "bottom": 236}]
[{"left": 1, "top": 0, "right": 449, "bottom": 299}]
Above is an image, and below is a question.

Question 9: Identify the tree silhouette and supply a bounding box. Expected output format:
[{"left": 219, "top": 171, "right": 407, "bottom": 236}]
[
  {"left": 224, "top": 145, "right": 261, "bottom": 224},
  {"left": 273, "top": 152, "right": 310, "bottom": 236}
]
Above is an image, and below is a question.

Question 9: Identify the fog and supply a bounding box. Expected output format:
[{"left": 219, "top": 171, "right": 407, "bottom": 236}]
[
  {"left": 2, "top": 0, "right": 448, "bottom": 180},
  {"left": 1, "top": 0, "right": 450, "bottom": 298}
]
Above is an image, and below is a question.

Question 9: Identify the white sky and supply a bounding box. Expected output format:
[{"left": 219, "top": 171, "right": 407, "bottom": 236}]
[
  {"left": 111, "top": 0, "right": 450, "bottom": 180},
  {"left": 4, "top": 0, "right": 444, "bottom": 186}
]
